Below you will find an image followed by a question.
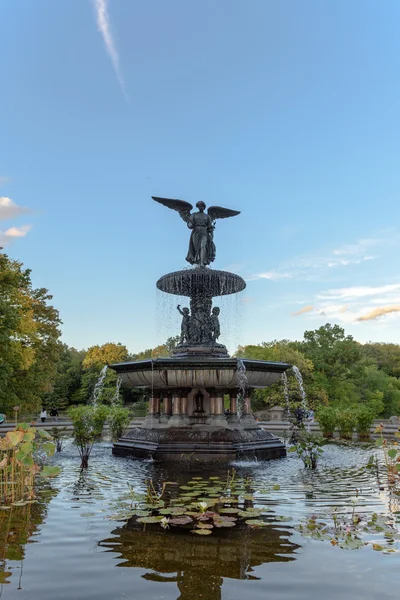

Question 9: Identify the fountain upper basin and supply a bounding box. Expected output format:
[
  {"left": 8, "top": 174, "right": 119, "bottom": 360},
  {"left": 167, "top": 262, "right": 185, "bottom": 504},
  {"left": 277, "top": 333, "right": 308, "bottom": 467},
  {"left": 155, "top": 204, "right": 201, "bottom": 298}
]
[
  {"left": 156, "top": 268, "right": 246, "bottom": 297},
  {"left": 109, "top": 358, "right": 291, "bottom": 390}
]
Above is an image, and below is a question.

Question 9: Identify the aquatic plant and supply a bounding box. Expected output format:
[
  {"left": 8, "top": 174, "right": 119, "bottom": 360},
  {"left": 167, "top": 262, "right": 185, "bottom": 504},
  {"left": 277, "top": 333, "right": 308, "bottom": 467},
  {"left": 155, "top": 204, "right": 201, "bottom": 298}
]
[
  {"left": 0, "top": 424, "right": 60, "bottom": 505},
  {"left": 69, "top": 405, "right": 110, "bottom": 468},
  {"left": 289, "top": 433, "right": 324, "bottom": 469},
  {"left": 50, "top": 427, "right": 68, "bottom": 452},
  {"left": 107, "top": 471, "right": 281, "bottom": 535},
  {"left": 296, "top": 507, "right": 400, "bottom": 553},
  {"left": 374, "top": 424, "right": 400, "bottom": 488}
]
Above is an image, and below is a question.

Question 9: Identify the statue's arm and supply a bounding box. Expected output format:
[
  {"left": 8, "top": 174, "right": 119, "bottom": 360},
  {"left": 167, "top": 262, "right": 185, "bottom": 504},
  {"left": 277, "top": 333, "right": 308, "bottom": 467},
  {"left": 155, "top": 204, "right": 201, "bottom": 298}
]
[{"left": 187, "top": 214, "right": 194, "bottom": 229}]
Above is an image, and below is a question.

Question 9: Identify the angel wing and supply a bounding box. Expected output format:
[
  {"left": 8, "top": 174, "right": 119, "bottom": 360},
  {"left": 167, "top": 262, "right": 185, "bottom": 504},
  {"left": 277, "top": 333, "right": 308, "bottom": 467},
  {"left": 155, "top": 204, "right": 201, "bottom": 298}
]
[
  {"left": 152, "top": 196, "right": 193, "bottom": 223},
  {"left": 207, "top": 206, "right": 240, "bottom": 222}
]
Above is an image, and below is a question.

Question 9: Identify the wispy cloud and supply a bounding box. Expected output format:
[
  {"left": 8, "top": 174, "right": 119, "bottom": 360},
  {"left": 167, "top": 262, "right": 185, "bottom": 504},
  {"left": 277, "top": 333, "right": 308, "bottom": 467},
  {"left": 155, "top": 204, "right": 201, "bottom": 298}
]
[
  {"left": 318, "top": 284, "right": 400, "bottom": 301},
  {"left": 93, "top": 0, "right": 128, "bottom": 101},
  {"left": 0, "top": 197, "right": 30, "bottom": 221},
  {"left": 357, "top": 306, "right": 400, "bottom": 322},
  {"left": 251, "top": 235, "right": 381, "bottom": 282},
  {"left": 292, "top": 305, "right": 314, "bottom": 316},
  {"left": 0, "top": 225, "right": 31, "bottom": 247},
  {"left": 250, "top": 271, "right": 291, "bottom": 282}
]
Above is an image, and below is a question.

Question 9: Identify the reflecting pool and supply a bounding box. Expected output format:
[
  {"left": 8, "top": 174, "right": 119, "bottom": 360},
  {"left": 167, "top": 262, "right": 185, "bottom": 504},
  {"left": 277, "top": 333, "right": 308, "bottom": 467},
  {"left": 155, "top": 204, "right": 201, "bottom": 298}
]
[{"left": 1, "top": 442, "right": 399, "bottom": 600}]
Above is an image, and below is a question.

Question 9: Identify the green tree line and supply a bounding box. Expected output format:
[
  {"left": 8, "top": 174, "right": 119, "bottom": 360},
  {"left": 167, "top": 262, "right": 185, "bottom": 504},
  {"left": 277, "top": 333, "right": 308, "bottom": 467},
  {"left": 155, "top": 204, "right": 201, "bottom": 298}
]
[{"left": 1, "top": 253, "right": 400, "bottom": 418}]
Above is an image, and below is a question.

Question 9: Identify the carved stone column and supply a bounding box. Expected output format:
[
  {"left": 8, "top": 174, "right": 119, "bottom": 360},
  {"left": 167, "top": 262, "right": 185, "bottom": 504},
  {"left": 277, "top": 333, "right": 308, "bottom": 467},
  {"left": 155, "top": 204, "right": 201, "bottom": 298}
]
[
  {"left": 160, "top": 392, "right": 172, "bottom": 424},
  {"left": 227, "top": 393, "right": 239, "bottom": 424},
  {"left": 168, "top": 390, "right": 189, "bottom": 427},
  {"left": 172, "top": 392, "right": 181, "bottom": 415},
  {"left": 241, "top": 389, "right": 257, "bottom": 429},
  {"left": 215, "top": 392, "right": 224, "bottom": 415},
  {"left": 209, "top": 392, "right": 216, "bottom": 415},
  {"left": 207, "top": 390, "right": 228, "bottom": 427},
  {"left": 142, "top": 392, "right": 161, "bottom": 428}
]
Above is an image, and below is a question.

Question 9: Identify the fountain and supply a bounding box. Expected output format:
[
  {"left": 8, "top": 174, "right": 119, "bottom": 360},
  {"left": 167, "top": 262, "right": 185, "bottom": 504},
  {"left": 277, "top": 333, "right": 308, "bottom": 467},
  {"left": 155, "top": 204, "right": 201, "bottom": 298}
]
[{"left": 110, "top": 196, "right": 291, "bottom": 460}]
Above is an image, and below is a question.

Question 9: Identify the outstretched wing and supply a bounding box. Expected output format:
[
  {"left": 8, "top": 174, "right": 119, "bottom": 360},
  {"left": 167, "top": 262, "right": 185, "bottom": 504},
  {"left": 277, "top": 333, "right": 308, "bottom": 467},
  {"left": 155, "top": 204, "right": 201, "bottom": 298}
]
[
  {"left": 207, "top": 206, "right": 240, "bottom": 221},
  {"left": 152, "top": 196, "right": 193, "bottom": 223}
]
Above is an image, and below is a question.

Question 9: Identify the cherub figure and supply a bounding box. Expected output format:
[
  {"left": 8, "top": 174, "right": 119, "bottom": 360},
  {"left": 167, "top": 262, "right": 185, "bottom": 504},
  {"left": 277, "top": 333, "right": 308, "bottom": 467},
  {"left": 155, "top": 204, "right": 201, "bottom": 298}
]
[
  {"left": 177, "top": 305, "right": 191, "bottom": 344},
  {"left": 210, "top": 306, "right": 221, "bottom": 343}
]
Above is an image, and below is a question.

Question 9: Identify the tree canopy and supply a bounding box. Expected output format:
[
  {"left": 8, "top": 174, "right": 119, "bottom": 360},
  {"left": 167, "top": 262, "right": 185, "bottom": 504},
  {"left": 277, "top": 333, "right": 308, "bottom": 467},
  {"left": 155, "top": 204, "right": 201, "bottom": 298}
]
[{"left": 0, "top": 253, "right": 62, "bottom": 414}]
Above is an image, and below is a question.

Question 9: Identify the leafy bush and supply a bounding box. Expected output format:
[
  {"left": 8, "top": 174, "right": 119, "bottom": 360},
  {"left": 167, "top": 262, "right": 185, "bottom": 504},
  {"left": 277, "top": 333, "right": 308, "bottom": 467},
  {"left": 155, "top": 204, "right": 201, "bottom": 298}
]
[
  {"left": 69, "top": 405, "right": 110, "bottom": 468},
  {"left": 355, "top": 406, "right": 375, "bottom": 438},
  {"left": 109, "top": 406, "right": 132, "bottom": 441},
  {"left": 337, "top": 408, "right": 357, "bottom": 439},
  {"left": 316, "top": 406, "right": 337, "bottom": 438}
]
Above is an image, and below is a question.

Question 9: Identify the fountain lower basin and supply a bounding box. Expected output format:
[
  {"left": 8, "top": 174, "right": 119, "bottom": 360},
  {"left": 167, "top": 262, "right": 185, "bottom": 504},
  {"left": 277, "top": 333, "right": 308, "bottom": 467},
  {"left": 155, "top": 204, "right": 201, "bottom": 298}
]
[
  {"left": 109, "top": 357, "right": 291, "bottom": 461},
  {"left": 110, "top": 358, "right": 290, "bottom": 389}
]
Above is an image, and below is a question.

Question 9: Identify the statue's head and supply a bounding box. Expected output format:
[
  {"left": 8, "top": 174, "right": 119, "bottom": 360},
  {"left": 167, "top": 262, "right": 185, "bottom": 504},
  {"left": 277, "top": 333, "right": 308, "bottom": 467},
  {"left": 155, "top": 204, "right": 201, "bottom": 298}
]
[
  {"left": 182, "top": 307, "right": 190, "bottom": 314},
  {"left": 196, "top": 201, "right": 206, "bottom": 211},
  {"left": 212, "top": 306, "right": 220, "bottom": 315}
]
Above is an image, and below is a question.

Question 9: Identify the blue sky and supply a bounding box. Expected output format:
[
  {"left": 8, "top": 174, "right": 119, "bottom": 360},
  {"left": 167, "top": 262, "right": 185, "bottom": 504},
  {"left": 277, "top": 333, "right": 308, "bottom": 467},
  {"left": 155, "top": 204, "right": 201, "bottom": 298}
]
[{"left": 2, "top": 0, "right": 400, "bottom": 353}]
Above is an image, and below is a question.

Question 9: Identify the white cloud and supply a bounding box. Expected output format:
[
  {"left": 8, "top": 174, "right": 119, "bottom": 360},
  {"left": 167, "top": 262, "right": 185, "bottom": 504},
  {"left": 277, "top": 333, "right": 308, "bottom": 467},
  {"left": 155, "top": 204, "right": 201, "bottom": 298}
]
[
  {"left": 318, "top": 284, "right": 400, "bottom": 301},
  {"left": 93, "top": 0, "right": 128, "bottom": 101},
  {"left": 332, "top": 238, "right": 381, "bottom": 256},
  {"left": 0, "top": 197, "right": 29, "bottom": 221},
  {"left": 251, "top": 271, "right": 291, "bottom": 281},
  {"left": 0, "top": 225, "right": 31, "bottom": 247}
]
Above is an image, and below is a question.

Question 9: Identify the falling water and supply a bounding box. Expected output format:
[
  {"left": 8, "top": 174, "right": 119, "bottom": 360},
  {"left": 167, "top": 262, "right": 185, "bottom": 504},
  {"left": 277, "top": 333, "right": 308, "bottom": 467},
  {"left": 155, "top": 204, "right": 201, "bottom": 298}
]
[
  {"left": 112, "top": 376, "right": 122, "bottom": 406},
  {"left": 236, "top": 359, "right": 248, "bottom": 417},
  {"left": 281, "top": 371, "right": 291, "bottom": 420},
  {"left": 291, "top": 366, "right": 310, "bottom": 431},
  {"left": 92, "top": 365, "right": 108, "bottom": 406}
]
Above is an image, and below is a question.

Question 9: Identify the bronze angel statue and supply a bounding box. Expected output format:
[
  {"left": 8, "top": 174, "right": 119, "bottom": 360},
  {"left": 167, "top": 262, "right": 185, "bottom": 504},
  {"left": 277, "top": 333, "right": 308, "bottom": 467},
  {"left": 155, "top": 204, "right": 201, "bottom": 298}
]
[{"left": 152, "top": 197, "right": 240, "bottom": 267}]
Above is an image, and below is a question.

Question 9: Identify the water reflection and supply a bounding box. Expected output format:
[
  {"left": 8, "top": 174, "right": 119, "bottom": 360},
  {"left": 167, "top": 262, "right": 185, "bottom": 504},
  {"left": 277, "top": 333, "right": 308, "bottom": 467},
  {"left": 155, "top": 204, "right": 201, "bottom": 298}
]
[
  {"left": 0, "top": 487, "right": 57, "bottom": 589},
  {"left": 100, "top": 521, "right": 300, "bottom": 600}
]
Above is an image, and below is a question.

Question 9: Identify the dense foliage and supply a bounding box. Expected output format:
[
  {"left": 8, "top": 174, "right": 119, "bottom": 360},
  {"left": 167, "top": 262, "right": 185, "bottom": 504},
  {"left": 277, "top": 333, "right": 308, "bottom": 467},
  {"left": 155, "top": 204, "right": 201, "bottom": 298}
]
[
  {"left": 237, "top": 324, "right": 400, "bottom": 418},
  {"left": 1, "top": 254, "right": 400, "bottom": 420},
  {"left": 0, "top": 253, "right": 62, "bottom": 415}
]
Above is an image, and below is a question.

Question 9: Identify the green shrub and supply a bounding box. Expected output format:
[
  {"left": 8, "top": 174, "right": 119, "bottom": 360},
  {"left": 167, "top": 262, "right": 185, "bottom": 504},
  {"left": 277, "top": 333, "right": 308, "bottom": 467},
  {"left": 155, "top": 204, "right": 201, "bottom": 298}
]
[
  {"left": 316, "top": 406, "right": 337, "bottom": 438},
  {"left": 337, "top": 408, "right": 357, "bottom": 439},
  {"left": 355, "top": 406, "right": 375, "bottom": 438},
  {"left": 109, "top": 406, "right": 132, "bottom": 441},
  {"left": 69, "top": 405, "right": 110, "bottom": 468}
]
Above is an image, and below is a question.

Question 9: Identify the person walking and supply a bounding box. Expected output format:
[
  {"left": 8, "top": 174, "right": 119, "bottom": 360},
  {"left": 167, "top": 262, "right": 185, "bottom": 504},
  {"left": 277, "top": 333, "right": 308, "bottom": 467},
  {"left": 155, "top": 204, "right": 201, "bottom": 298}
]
[
  {"left": 50, "top": 408, "right": 59, "bottom": 421},
  {"left": 40, "top": 408, "right": 47, "bottom": 423}
]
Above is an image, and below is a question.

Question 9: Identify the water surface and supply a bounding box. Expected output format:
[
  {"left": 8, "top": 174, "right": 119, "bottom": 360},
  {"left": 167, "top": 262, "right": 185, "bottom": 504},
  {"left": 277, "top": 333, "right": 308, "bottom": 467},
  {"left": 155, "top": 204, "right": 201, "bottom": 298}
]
[{"left": 1, "top": 442, "right": 399, "bottom": 600}]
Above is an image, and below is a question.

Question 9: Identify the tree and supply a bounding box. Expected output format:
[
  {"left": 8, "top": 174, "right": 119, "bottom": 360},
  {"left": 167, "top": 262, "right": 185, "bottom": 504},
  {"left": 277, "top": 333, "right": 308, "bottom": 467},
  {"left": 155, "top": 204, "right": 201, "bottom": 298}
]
[
  {"left": 42, "top": 344, "right": 86, "bottom": 410},
  {"left": 82, "top": 342, "right": 129, "bottom": 369},
  {"left": 0, "top": 253, "right": 62, "bottom": 415},
  {"left": 300, "top": 324, "right": 361, "bottom": 379}
]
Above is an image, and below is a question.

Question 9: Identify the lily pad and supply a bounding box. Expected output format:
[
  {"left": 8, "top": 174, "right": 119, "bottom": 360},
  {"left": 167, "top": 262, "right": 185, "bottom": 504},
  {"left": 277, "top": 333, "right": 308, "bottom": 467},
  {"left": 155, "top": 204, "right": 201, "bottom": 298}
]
[
  {"left": 169, "top": 516, "right": 193, "bottom": 525},
  {"left": 219, "top": 508, "right": 239, "bottom": 514},
  {"left": 192, "top": 528, "right": 212, "bottom": 535},
  {"left": 196, "top": 522, "right": 213, "bottom": 529},
  {"left": 213, "top": 520, "right": 236, "bottom": 528},
  {"left": 245, "top": 519, "right": 268, "bottom": 527},
  {"left": 209, "top": 476, "right": 220, "bottom": 480},
  {"left": 137, "top": 516, "right": 164, "bottom": 523}
]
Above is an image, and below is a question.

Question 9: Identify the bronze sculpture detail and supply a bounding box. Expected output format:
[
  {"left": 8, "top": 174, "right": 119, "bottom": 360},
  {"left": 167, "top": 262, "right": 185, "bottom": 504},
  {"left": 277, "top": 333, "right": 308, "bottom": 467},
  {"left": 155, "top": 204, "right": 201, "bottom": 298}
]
[{"left": 152, "top": 197, "right": 240, "bottom": 267}]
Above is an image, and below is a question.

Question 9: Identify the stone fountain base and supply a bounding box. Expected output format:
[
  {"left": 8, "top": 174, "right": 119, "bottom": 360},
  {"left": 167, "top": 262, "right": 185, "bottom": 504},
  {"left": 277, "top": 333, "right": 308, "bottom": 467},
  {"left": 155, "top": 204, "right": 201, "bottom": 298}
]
[{"left": 112, "top": 424, "right": 286, "bottom": 462}]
